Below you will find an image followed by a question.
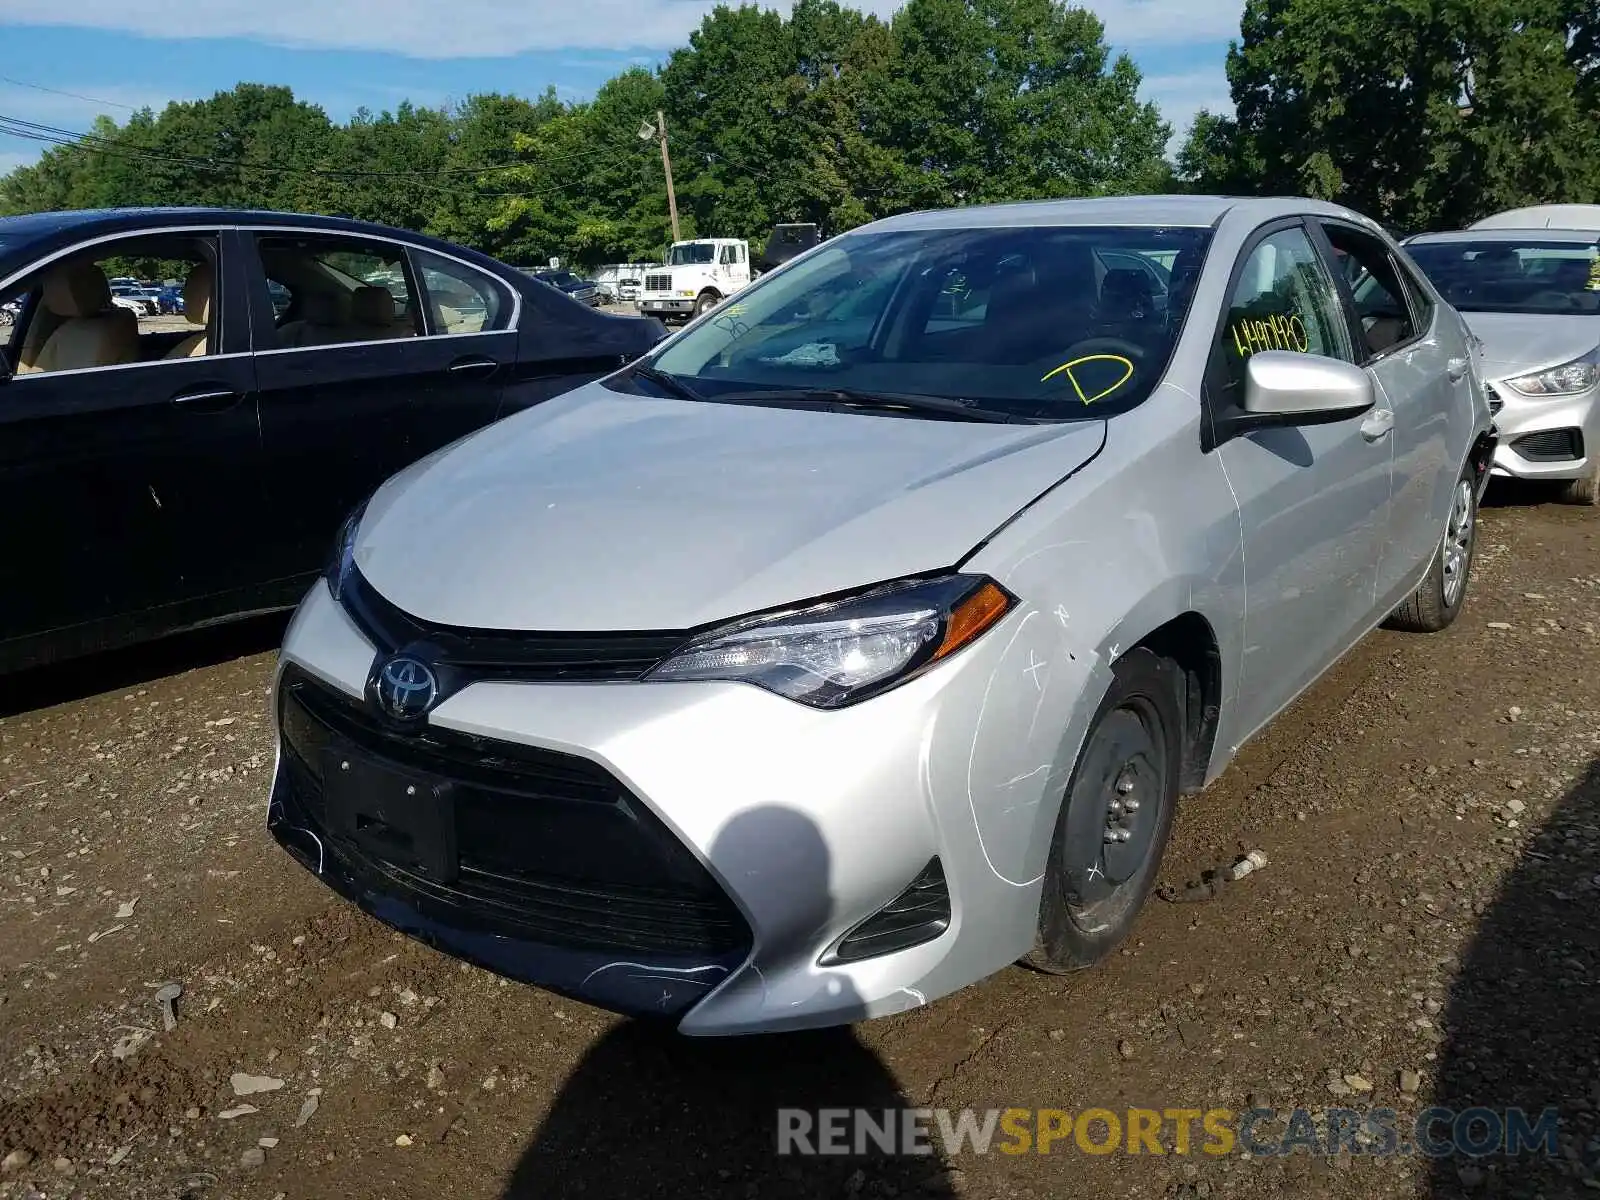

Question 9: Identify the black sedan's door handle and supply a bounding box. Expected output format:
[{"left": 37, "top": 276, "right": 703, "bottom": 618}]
[
  {"left": 169, "top": 387, "right": 241, "bottom": 412},
  {"left": 448, "top": 357, "right": 500, "bottom": 379}
]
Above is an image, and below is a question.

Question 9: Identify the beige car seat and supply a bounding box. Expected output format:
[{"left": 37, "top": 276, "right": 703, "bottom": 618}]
[
  {"left": 277, "top": 290, "right": 351, "bottom": 348},
  {"left": 164, "top": 265, "right": 214, "bottom": 359},
  {"left": 16, "top": 263, "right": 139, "bottom": 374},
  {"left": 349, "top": 285, "right": 412, "bottom": 339}
]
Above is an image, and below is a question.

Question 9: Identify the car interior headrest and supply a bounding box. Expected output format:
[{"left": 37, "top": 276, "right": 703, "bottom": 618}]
[{"left": 42, "top": 261, "right": 112, "bottom": 318}]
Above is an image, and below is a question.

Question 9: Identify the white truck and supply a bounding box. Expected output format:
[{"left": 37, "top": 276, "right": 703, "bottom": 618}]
[{"left": 638, "top": 238, "right": 752, "bottom": 322}]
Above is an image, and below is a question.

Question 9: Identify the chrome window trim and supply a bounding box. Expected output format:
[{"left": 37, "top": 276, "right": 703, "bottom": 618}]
[
  {"left": 251, "top": 328, "right": 517, "bottom": 358},
  {"left": 7, "top": 350, "right": 253, "bottom": 383},
  {"left": 0, "top": 221, "right": 524, "bottom": 371}
]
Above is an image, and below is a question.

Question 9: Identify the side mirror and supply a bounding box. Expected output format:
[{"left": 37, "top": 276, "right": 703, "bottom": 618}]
[{"left": 1243, "top": 350, "right": 1375, "bottom": 422}]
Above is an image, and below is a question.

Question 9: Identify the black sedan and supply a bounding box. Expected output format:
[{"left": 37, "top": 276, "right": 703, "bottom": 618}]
[{"left": 0, "top": 208, "right": 668, "bottom": 673}]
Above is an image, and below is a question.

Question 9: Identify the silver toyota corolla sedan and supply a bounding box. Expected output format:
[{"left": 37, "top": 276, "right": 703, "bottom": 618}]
[
  {"left": 269, "top": 196, "right": 1497, "bottom": 1035},
  {"left": 1405, "top": 228, "right": 1600, "bottom": 505}
]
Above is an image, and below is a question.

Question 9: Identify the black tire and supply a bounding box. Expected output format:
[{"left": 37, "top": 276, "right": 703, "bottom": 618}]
[
  {"left": 1027, "top": 647, "right": 1182, "bottom": 974},
  {"left": 693, "top": 291, "right": 721, "bottom": 316},
  {"left": 1555, "top": 465, "right": 1600, "bottom": 507},
  {"left": 1386, "top": 468, "right": 1477, "bottom": 633}
]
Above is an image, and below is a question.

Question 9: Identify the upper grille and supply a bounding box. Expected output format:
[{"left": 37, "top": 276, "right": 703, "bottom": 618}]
[
  {"left": 276, "top": 666, "right": 751, "bottom": 957},
  {"left": 644, "top": 273, "right": 672, "bottom": 293},
  {"left": 1512, "top": 428, "right": 1584, "bottom": 463},
  {"left": 340, "top": 566, "right": 690, "bottom": 683}
]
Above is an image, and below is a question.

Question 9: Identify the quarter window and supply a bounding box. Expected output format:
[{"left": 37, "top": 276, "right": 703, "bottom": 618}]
[
  {"left": 1218, "top": 226, "right": 1353, "bottom": 403},
  {"left": 412, "top": 249, "right": 506, "bottom": 335}
]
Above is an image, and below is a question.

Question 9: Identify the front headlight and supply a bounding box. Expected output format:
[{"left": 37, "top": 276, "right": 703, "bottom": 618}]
[
  {"left": 325, "top": 500, "right": 367, "bottom": 602},
  {"left": 646, "top": 575, "right": 1015, "bottom": 708},
  {"left": 1504, "top": 352, "right": 1600, "bottom": 396}
]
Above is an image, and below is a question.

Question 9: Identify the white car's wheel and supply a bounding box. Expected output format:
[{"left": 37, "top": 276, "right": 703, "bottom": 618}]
[{"left": 1556, "top": 464, "right": 1599, "bottom": 507}]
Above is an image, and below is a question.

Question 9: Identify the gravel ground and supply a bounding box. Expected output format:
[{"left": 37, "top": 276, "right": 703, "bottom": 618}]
[{"left": 0, "top": 487, "right": 1596, "bottom": 1200}]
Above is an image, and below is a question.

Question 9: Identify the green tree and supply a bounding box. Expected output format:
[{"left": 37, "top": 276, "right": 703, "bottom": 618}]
[{"left": 1182, "top": 0, "right": 1600, "bottom": 227}]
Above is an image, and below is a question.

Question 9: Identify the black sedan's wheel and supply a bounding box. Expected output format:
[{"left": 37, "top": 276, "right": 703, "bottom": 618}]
[
  {"left": 694, "top": 291, "right": 721, "bottom": 316},
  {"left": 1385, "top": 469, "right": 1477, "bottom": 632},
  {"left": 1028, "top": 648, "right": 1181, "bottom": 974}
]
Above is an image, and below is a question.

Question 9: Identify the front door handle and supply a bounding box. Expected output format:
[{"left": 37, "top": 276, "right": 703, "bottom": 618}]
[
  {"left": 169, "top": 388, "right": 241, "bottom": 412},
  {"left": 1447, "top": 357, "right": 1470, "bottom": 382},
  {"left": 1360, "top": 408, "right": 1395, "bottom": 441},
  {"left": 448, "top": 357, "right": 500, "bottom": 379}
]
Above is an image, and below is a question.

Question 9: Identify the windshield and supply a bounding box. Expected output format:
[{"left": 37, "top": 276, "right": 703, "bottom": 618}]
[
  {"left": 668, "top": 243, "right": 717, "bottom": 266},
  {"left": 1406, "top": 238, "right": 1600, "bottom": 314},
  {"left": 647, "top": 225, "right": 1212, "bottom": 420}
]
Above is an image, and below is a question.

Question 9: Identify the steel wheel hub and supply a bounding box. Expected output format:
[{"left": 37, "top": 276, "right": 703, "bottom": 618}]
[{"left": 1441, "top": 479, "right": 1473, "bottom": 608}]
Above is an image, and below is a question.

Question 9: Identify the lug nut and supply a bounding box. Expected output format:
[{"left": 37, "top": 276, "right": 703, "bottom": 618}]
[
  {"left": 1115, "top": 771, "right": 1136, "bottom": 795},
  {"left": 1123, "top": 798, "right": 1141, "bottom": 813}
]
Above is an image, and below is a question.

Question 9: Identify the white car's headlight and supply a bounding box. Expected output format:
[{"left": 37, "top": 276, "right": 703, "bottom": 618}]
[
  {"left": 1504, "top": 351, "right": 1600, "bottom": 396},
  {"left": 325, "top": 501, "right": 367, "bottom": 602},
  {"left": 647, "top": 575, "right": 1015, "bottom": 708}
]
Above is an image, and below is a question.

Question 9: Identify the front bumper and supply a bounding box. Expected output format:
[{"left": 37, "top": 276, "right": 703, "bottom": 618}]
[
  {"left": 1483, "top": 378, "right": 1598, "bottom": 482},
  {"left": 640, "top": 298, "right": 695, "bottom": 315},
  {"left": 269, "top": 580, "right": 1107, "bottom": 1034}
]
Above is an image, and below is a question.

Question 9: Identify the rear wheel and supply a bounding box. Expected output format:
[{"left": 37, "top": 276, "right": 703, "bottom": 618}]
[
  {"left": 1027, "top": 648, "right": 1182, "bottom": 974},
  {"left": 1386, "top": 470, "right": 1476, "bottom": 633},
  {"left": 693, "top": 290, "right": 721, "bottom": 317}
]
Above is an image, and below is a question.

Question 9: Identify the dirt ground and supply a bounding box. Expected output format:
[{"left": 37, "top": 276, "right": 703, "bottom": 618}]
[{"left": 1, "top": 487, "right": 1597, "bottom": 1200}]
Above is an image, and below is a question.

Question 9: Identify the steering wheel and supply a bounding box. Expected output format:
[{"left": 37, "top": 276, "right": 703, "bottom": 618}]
[{"left": 1053, "top": 336, "right": 1147, "bottom": 365}]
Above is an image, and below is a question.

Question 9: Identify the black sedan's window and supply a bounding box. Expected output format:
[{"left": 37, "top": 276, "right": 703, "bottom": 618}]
[
  {"left": 412, "top": 248, "right": 508, "bottom": 335},
  {"left": 258, "top": 236, "right": 420, "bottom": 350}
]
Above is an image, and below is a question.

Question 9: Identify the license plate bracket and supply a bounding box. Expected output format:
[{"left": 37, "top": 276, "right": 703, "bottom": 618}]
[{"left": 322, "top": 747, "right": 458, "bottom": 883}]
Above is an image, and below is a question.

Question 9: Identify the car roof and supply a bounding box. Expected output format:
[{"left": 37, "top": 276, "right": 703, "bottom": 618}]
[
  {"left": 858, "top": 194, "right": 1381, "bottom": 233},
  {"left": 1468, "top": 204, "right": 1600, "bottom": 231},
  {"left": 1408, "top": 228, "right": 1600, "bottom": 246},
  {"left": 0, "top": 207, "right": 427, "bottom": 240}
]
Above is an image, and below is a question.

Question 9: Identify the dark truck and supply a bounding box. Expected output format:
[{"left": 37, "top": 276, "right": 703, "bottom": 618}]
[{"left": 756, "top": 223, "right": 821, "bottom": 274}]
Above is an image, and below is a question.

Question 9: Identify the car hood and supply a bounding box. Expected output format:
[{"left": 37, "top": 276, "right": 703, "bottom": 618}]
[
  {"left": 1460, "top": 311, "right": 1600, "bottom": 380},
  {"left": 356, "top": 383, "right": 1105, "bottom": 631}
]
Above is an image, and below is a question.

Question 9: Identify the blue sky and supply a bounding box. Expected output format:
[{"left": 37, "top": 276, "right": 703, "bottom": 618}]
[{"left": 0, "top": 0, "right": 1242, "bottom": 176}]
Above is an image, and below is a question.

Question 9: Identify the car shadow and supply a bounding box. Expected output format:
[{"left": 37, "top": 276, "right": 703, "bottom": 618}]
[
  {"left": 0, "top": 612, "right": 289, "bottom": 718},
  {"left": 500, "top": 805, "right": 955, "bottom": 1199},
  {"left": 1479, "top": 478, "right": 1562, "bottom": 509},
  {"left": 1426, "top": 755, "right": 1600, "bottom": 1196}
]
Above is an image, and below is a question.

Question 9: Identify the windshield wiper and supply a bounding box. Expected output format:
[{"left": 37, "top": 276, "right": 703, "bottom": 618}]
[
  {"left": 711, "top": 386, "right": 1040, "bottom": 425},
  {"left": 632, "top": 363, "right": 707, "bottom": 404}
]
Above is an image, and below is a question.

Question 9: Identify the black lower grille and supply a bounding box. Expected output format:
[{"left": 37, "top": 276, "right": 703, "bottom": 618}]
[
  {"left": 821, "top": 858, "right": 951, "bottom": 965},
  {"left": 341, "top": 567, "right": 690, "bottom": 683},
  {"left": 274, "top": 667, "right": 750, "bottom": 957},
  {"left": 1512, "top": 428, "right": 1583, "bottom": 463},
  {"left": 1485, "top": 385, "right": 1504, "bottom": 416}
]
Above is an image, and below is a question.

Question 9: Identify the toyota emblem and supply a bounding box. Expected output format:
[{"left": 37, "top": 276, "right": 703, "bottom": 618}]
[{"left": 374, "top": 655, "right": 439, "bottom": 721}]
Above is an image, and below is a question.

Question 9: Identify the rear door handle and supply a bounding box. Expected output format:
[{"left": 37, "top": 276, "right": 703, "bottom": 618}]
[
  {"left": 1360, "top": 408, "right": 1395, "bottom": 441},
  {"left": 169, "top": 388, "right": 241, "bottom": 412},
  {"left": 448, "top": 357, "right": 500, "bottom": 379},
  {"left": 1447, "top": 357, "right": 1469, "bottom": 382}
]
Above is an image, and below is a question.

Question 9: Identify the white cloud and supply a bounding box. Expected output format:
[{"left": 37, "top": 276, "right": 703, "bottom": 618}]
[
  {"left": 1140, "top": 67, "right": 1233, "bottom": 156},
  {"left": 3, "top": 0, "right": 1243, "bottom": 57}
]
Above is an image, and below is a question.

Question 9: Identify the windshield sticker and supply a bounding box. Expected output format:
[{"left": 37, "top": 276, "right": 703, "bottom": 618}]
[
  {"left": 1230, "top": 314, "right": 1309, "bottom": 357},
  {"left": 1039, "top": 353, "right": 1135, "bottom": 404},
  {"left": 758, "top": 342, "right": 841, "bottom": 368}
]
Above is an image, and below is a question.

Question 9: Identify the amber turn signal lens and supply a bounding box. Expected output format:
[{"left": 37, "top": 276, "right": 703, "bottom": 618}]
[{"left": 933, "top": 581, "right": 1012, "bottom": 662}]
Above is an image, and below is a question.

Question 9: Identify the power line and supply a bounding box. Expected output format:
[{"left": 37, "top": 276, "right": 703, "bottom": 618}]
[
  {"left": 0, "top": 114, "right": 656, "bottom": 202},
  {"left": 0, "top": 75, "right": 144, "bottom": 113},
  {"left": 0, "top": 113, "right": 631, "bottom": 180}
]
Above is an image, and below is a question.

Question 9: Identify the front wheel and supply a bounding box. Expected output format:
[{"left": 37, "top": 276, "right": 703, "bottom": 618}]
[
  {"left": 1027, "top": 648, "right": 1182, "bottom": 974},
  {"left": 693, "top": 291, "right": 721, "bottom": 317},
  {"left": 1386, "top": 469, "right": 1477, "bottom": 633},
  {"left": 1555, "top": 464, "right": 1600, "bottom": 507}
]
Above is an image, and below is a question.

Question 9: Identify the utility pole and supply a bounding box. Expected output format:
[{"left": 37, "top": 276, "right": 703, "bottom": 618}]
[{"left": 656, "top": 110, "right": 681, "bottom": 244}]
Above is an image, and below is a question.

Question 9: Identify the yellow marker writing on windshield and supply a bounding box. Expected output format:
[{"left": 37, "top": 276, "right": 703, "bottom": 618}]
[{"left": 1040, "top": 354, "right": 1135, "bottom": 404}]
